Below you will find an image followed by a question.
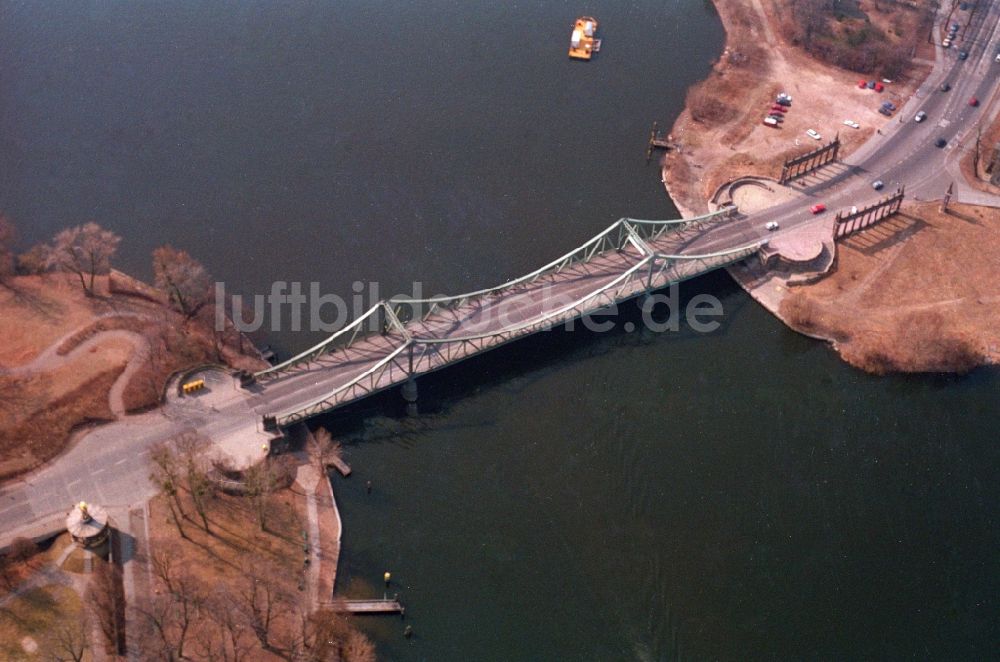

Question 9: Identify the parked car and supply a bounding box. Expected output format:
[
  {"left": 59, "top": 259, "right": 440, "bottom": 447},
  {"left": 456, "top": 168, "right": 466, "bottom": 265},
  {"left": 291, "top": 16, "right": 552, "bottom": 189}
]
[
  {"left": 857, "top": 79, "right": 868, "bottom": 89},
  {"left": 958, "top": 50, "right": 968, "bottom": 60},
  {"left": 882, "top": 101, "right": 896, "bottom": 111},
  {"left": 969, "top": 97, "right": 979, "bottom": 106},
  {"left": 765, "top": 221, "right": 779, "bottom": 231},
  {"left": 770, "top": 105, "right": 787, "bottom": 113},
  {"left": 940, "top": 82, "right": 951, "bottom": 92},
  {"left": 872, "top": 180, "right": 884, "bottom": 190},
  {"left": 915, "top": 111, "right": 927, "bottom": 122},
  {"left": 952, "top": 22, "right": 960, "bottom": 31},
  {"left": 805, "top": 129, "right": 822, "bottom": 140},
  {"left": 936, "top": 137, "right": 947, "bottom": 148},
  {"left": 763, "top": 117, "right": 780, "bottom": 128},
  {"left": 843, "top": 119, "right": 860, "bottom": 129},
  {"left": 879, "top": 107, "right": 892, "bottom": 116},
  {"left": 810, "top": 203, "right": 827, "bottom": 214},
  {"left": 943, "top": 38, "right": 951, "bottom": 48},
  {"left": 768, "top": 114, "right": 784, "bottom": 122},
  {"left": 874, "top": 82, "right": 884, "bottom": 92},
  {"left": 996, "top": 52, "right": 1000, "bottom": 62},
  {"left": 866, "top": 80, "right": 876, "bottom": 89}
]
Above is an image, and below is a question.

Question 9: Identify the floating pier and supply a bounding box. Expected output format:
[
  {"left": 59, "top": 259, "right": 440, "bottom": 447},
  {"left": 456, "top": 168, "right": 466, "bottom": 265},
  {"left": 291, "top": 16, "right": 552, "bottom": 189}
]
[{"left": 328, "top": 598, "right": 404, "bottom": 614}]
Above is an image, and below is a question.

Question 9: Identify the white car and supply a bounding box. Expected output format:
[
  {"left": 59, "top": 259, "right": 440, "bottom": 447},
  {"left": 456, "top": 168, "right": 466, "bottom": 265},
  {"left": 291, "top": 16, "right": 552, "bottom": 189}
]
[
  {"left": 765, "top": 221, "right": 779, "bottom": 231},
  {"left": 915, "top": 111, "right": 927, "bottom": 122},
  {"left": 843, "top": 119, "right": 860, "bottom": 129},
  {"left": 806, "top": 129, "right": 822, "bottom": 140}
]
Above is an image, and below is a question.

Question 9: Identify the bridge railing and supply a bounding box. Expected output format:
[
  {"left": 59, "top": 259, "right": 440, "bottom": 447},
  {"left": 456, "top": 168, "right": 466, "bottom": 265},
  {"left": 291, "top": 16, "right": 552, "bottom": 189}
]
[
  {"left": 276, "top": 340, "right": 414, "bottom": 426},
  {"left": 254, "top": 302, "right": 389, "bottom": 381},
  {"left": 255, "top": 208, "right": 740, "bottom": 383},
  {"left": 388, "top": 209, "right": 732, "bottom": 321}
]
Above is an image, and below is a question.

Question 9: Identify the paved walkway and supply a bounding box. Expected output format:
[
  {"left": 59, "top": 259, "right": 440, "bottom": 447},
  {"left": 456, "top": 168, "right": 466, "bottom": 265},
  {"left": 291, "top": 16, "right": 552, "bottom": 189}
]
[{"left": 294, "top": 431, "right": 343, "bottom": 611}]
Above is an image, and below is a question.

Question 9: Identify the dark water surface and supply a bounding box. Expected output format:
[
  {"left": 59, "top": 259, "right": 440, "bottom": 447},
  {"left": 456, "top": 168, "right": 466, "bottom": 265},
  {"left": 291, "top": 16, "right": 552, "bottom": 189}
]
[{"left": 2, "top": 1, "right": 997, "bottom": 659}]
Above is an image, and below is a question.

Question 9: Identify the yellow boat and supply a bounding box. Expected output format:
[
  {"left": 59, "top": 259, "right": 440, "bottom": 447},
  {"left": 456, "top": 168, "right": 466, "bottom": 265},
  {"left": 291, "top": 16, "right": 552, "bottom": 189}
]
[{"left": 569, "top": 16, "right": 601, "bottom": 60}]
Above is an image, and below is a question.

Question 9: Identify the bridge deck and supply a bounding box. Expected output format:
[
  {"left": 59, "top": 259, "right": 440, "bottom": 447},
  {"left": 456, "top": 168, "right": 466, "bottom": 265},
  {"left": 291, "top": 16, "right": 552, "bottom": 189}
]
[{"left": 248, "top": 213, "right": 761, "bottom": 425}]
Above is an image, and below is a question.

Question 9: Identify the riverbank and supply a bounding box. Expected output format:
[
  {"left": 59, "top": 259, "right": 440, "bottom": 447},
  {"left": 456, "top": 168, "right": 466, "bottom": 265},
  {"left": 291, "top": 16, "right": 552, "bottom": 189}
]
[
  {"left": 0, "top": 271, "right": 266, "bottom": 481},
  {"left": 662, "top": 0, "right": 999, "bottom": 374}
]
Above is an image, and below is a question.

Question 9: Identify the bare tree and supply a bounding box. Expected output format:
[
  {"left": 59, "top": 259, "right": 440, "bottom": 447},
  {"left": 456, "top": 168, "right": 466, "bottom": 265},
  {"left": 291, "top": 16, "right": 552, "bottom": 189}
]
[
  {"left": 0, "top": 213, "right": 16, "bottom": 285},
  {"left": 296, "top": 609, "right": 377, "bottom": 662},
  {"left": 49, "top": 222, "right": 121, "bottom": 296},
  {"left": 41, "top": 615, "right": 90, "bottom": 662},
  {"left": 243, "top": 460, "right": 279, "bottom": 532},
  {"left": 194, "top": 585, "right": 256, "bottom": 662},
  {"left": 236, "top": 569, "right": 285, "bottom": 654},
  {"left": 175, "top": 432, "right": 214, "bottom": 534},
  {"left": 150, "top": 441, "right": 188, "bottom": 540},
  {"left": 311, "top": 427, "right": 343, "bottom": 470},
  {"left": 152, "top": 245, "right": 213, "bottom": 319},
  {"left": 16, "top": 243, "right": 54, "bottom": 275}
]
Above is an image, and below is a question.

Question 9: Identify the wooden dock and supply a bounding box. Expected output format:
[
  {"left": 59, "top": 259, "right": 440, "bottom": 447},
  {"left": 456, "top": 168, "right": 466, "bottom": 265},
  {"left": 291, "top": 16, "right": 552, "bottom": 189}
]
[
  {"left": 646, "top": 121, "right": 675, "bottom": 163},
  {"left": 326, "top": 598, "right": 403, "bottom": 614},
  {"left": 326, "top": 455, "right": 352, "bottom": 477}
]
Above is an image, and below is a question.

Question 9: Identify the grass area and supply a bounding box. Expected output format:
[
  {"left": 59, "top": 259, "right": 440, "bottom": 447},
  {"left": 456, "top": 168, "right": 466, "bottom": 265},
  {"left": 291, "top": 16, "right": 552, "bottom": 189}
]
[
  {"left": 0, "top": 584, "right": 89, "bottom": 661},
  {"left": 149, "top": 487, "right": 307, "bottom": 585},
  {"left": 0, "top": 367, "right": 122, "bottom": 480},
  {"left": 779, "top": 201, "right": 1000, "bottom": 373},
  {"left": 0, "top": 271, "right": 267, "bottom": 482}
]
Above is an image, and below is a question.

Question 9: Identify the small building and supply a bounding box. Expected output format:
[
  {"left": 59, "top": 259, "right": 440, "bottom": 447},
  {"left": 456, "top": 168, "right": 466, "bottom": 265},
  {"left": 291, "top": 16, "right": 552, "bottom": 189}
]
[{"left": 66, "top": 501, "right": 110, "bottom": 549}]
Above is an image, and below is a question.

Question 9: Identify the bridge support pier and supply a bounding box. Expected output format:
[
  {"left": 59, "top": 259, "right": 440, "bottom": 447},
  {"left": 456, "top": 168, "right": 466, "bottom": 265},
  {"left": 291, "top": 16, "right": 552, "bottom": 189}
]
[
  {"left": 401, "top": 378, "right": 418, "bottom": 403},
  {"left": 402, "top": 378, "right": 419, "bottom": 417}
]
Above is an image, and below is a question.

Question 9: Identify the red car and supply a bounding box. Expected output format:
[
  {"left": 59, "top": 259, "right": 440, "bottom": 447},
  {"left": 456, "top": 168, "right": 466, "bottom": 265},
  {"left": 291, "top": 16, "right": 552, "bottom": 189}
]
[
  {"left": 770, "top": 105, "right": 787, "bottom": 113},
  {"left": 969, "top": 97, "right": 979, "bottom": 107},
  {"left": 874, "top": 82, "right": 884, "bottom": 92},
  {"left": 810, "top": 203, "right": 827, "bottom": 214},
  {"left": 857, "top": 79, "right": 867, "bottom": 89}
]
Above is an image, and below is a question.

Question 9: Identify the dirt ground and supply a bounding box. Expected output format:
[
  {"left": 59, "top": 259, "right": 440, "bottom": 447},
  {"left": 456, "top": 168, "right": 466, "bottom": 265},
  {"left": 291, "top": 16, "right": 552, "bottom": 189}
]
[
  {"left": 778, "top": 201, "right": 1000, "bottom": 373},
  {"left": 0, "top": 272, "right": 267, "bottom": 481},
  {"left": 662, "top": 0, "right": 930, "bottom": 216}
]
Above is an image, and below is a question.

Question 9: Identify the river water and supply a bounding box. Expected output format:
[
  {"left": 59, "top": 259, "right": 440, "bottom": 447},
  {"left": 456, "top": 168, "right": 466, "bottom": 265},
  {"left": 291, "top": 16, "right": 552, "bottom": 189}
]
[{"left": 1, "top": 1, "right": 997, "bottom": 659}]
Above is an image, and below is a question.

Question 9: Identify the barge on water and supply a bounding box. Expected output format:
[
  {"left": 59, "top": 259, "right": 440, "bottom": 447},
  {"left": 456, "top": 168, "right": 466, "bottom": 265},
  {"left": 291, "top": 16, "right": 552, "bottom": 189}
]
[{"left": 569, "top": 16, "right": 601, "bottom": 60}]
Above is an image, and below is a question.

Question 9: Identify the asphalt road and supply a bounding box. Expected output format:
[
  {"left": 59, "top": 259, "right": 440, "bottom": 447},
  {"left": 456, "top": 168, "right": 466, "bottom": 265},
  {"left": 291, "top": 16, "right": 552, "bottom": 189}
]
[{"left": 688, "top": 0, "right": 1000, "bottom": 254}]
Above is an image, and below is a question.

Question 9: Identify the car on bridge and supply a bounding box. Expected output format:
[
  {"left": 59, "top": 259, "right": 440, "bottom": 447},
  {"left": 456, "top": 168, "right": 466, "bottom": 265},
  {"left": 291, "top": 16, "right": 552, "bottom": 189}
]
[
  {"left": 810, "top": 203, "right": 827, "bottom": 214},
  {"left": 915, "top": 111, "right": 927, "bottom": 122}
]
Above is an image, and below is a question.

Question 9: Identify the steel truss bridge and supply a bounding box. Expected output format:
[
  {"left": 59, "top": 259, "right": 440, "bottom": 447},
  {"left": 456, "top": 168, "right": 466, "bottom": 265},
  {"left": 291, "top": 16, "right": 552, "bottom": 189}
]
[{"left": 246, "top": 208, "right": 764, "bottom": 427}]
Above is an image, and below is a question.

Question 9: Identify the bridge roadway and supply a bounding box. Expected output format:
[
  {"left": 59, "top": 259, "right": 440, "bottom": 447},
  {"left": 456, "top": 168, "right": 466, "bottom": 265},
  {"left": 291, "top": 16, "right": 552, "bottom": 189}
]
[
  {"left": 248, "top": 213, "right": 762, "bottom": 426},
  {"left": 1, "top": 0, "right": 998, "bottom": 547}
]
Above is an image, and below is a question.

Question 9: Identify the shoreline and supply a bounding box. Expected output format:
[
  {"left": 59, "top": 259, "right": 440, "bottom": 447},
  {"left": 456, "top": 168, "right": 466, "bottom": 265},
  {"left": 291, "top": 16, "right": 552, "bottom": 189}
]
[{"left": 661, "top": 0, "right": 999, "bottom": 374}]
